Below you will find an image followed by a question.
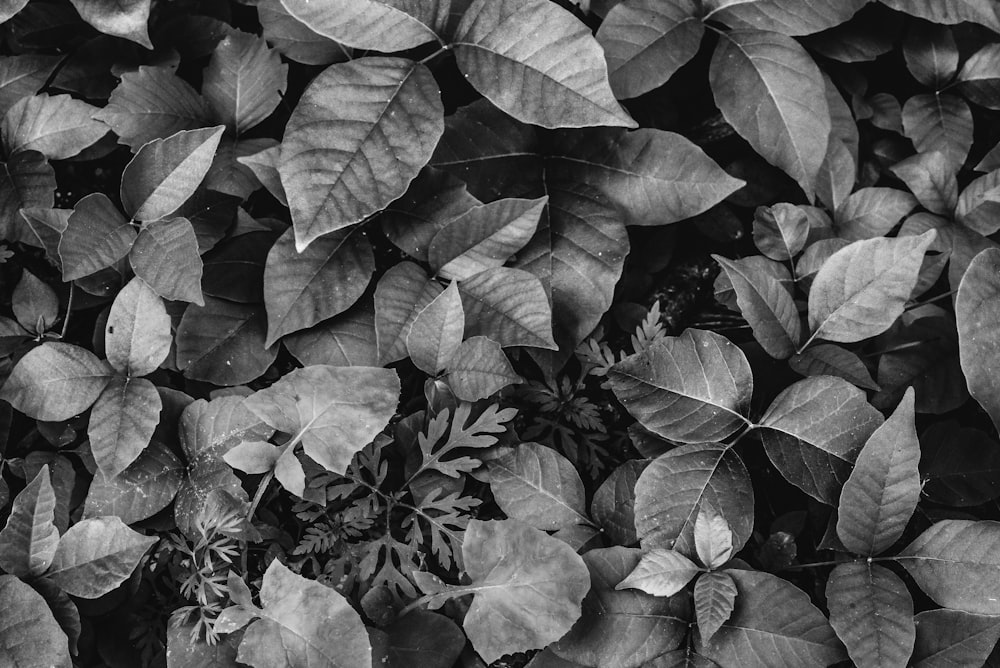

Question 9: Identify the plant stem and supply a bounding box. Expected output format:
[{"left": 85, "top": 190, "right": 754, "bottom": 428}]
[{"left": 59, "top": 283, "right": 74, "bottom": 339}]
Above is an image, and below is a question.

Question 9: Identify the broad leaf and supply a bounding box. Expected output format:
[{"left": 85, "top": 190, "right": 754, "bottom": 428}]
[
  {"left": 591, "top": 460, "right": 646, "bottom": 546},
  {"left": 921, "top": 421, "right": 1000, "bottom": 506},
  {"left": 203, "top": 29, "right": 287, "bottom": 134},
  {"left": 956, "top": 247, "right": 1000, "bottom": 434},
  {"left": 0, "top": 342, "right": 111, "bottom": 421},
  {"left": 67, "top": 0, "right": 152, "bottom": 48},
  {"left": 277, "top": 0, "right": 441, "bottom": 52},
  {"left": 489, "top": 442, "right": 590, "bottom": 531},
  {"left": 0, "top": 55, "right": 61, "bottom": 117},
  {"left": 899, "top": 520, "right": 1000, "bottom": 614},
  {"left": 710, "top": 29, "right": 830, "bottom": 198},
  {"left": 105, "top": 277, "right": 171, "bottom": 377},
  {"left": 901, "top": 93, "right": 973, "bottom": 173},
  {"left": 371, "top": 612, "right": 465, "bottom": 668},
  {"left": 453, "top": 0, "right": 635, "bottom": 129},
  {"left": 175, "top": 298, "right": 277, "bottom": 386},
  {"left": 957, "top": 43, "right": 1000, "bottom": 110},
  {"left": 374, "top": 261, "right": 443, "bottom": 365},
  {"left": 757, "top": 376, "right": 884, "bottom": 504},
  {"left": 890, "top": 151, "right": 958, "bottom": 215},
  {"left": 826, "top": 562, "right": 914, "bottom": 668},
  {"left": 694, "top": 571, "right": 737, "bottom": 644},
  {"left": 902, "top": 22, "right": 958, "bottom": 89},
  {"left": 752, "top": 203, "right": 808, "bottom": 261},
  {"left": 703, "top": 0, "right": 867, "bottom": 35},
  {"left": 0, "top": 466, "right": 58, "bottom": 578},
  {"left": 2, "top": 93, "right": 106, "bottom": 160},
  {"left": 0, "top": 575, "right": 71, "bottom": 668},
  {"left": 0, "top": 150, "right": 56, "bottom": 245},
  {"left": 789, "top": 344, "right": 880, "bottom": 391},
  {"left": 609, "top": 329, "right": 752, "bottom": 443},
  {"left": 83, "top": 440, "right": 183, "bottom": 524},
  {"left": 407, "top": 281, "right": 464, "bottom": 375},
  {"left": 878, "top": 0, "right": 1000, "bottom": 32},
  {"left": 459, "top": 267, "right": 556, "bottom": 349},
  {"left": 834, "top": 187, "right": 918, "bottom": 241},
  {"left": 284, "top": 301, "right": 378, "bottom": 368},
  {"left": 616, "top": 548, "right": 700, "bottom": 597},
  {"left": 166, "top": 624, "right": 240, "bottom": 668},
  {"left": 911, "top": 609, "right": 1000, "bottom": 668},
  {"left": 12, "top": 270, "right": 57, "bottom": 334},
  {"left": 244, "top": 365, "right": 400, "bottom": 474},
  {"left": 130, "top": 217, "right": 204, "bottom": 304},
  {"left": 45, "top": 517, "right": 157, "bottom": 598},
  {"left": 956, "top": 168, "right": 1000, "bottom": 235},
  {"left": 712, "top": 255, "right": 800, "bottom": 359},
  {"left": 59, "top": 193, "right": 135, "bottom": 282},
  {"left": 88, "top": 376, "right": 161, "bottom": 478},
  {"left": 446, "top": 335, "right": 522, "bottom": 402},
  {"left": 278, "top": 57, "right": 443, "bottom": 250}
]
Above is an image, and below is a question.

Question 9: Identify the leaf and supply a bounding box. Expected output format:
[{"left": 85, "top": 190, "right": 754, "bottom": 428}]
[
  {"left": 836, "top": 388, "right": 919, "bottom": 555},
  {"left": 93, "top": 65, "right": 213, "bottom": 151},
  {"left": 826, "top": 562, "right": 915, "bottom": 668},
  {"left": 105, "top": 277, "right": 171, "bottom": 377},
  {"left": 244, "top": 365, "right": 400, "bottom": 474},
  {"left": 284, "top": 301, "right": 378, "bottom": 368},
  {"left": 406, "top": 281, "right": 465, "bottom": 375},
  {"left": 756, "top": 376, "right": 884, "bottom": 504},
  {"left": 0, "top": 342, "right": 111, "bottom": 421},
  {"left": 711, "top": 255, "right": 800, "bottom": 359},
  {"left": 0, "top": 575, "right": 71, "bottom": 668},
  {"left": 710, "top": 29, "right": 830, "bottom": 199},
  {"left": 429, "top": 197, "right": 544, "bottom": 281},
  {"left": 694, "top": 571, "right": 737, "bottom": 644},
  {"left": 0, "top": 466, "right": 58, "bottom": 578},
  {"left": 88, "top": 376, "right": 161, "bottom": 479},
  {"left": 166, "top": 623, "right": 240, "bottom": 668},
  {"left": 453, "top": 0, "right": 635, "bottom": 129},
  {"left": 12, "top": 269, "right": 58, "bottom": 334},
  {"left": 0, "top": 55, "right": 61, "bottom": 117},
  {"left": 130, "top": 217, "right": 204, "bottom": 305},
  {"left": 58, "top": 193, "right": 136, "bottom": 281},
  {"left": 2, "top": 93, "right": 106, "bottom": 160},
  {"left": 901, "top": 94, "right": 973, "bottom": 173},
  {"left": 459, "top": 267, "right": 556, "bottom": 349},
  {"left": 752, "top": 203, "right": 809, "bottom": 260},
  {"left": 45, "top": 516, "right": 157, "bottom": 598},
  {"left": 374, "top": 261, "right": 443, "bottom": 365},
  {"left": 702, "top": 0, "right": 867, "bottom": 35},
  {"left": 278, "top": 57, "right": 443, "bottom": 250},
  {"left": 595, "top": 0, "right": 704, "bottom": 99},
  {"left": 834, "top": 187, "right": 918, "bottom": 241},
  {"left": 83, "top": 440, "right": 184, "bottom": 524},
  {"left": 223, "top": 441, "right": 282, "bottom": 475},
  {"left": 633, "top": 444, "right": 754, "bottom": 557},
  {"left": 899, "top": 520, "right": 1000, "bottom": 614},
  {"left": 258, "top": 0, "right": 350, "bottom": 66},
  {"left": 921, "top": 421, "right": 1000, "bottom": 506},
  {"left": 903, "top": 22, "right": 958, "bottom": 89},
  {"left": 609, "top": 329, "right": 752, "bottom": 443},
  {"left": 957, "top": 43, "right": 1000, "bottom": 110},
  {"left": 67, "top": 0, "right": 152, "bottom": 48},
  {"left": 616, "top": 548, "right": 700, "bottom": 597},
  {"left": 956, "top": 168, "right": 1000, "bottom": 235},
  {"left": 18, "top": 207, "right": 66, "bottom": 266},
  {"left": 807, "top": 231, "right": 935, "bottom": 344},
  {"left": 591, "top": 460, "right": 646, "bottom": 547},
  {"left": 120, "top": 126, "right": 225, "bottom": 222},
  {"left": 203, "top": 29, "right": 287, "bottom": 134},
  {"left": 372, "top": 612, "right": 465, "bottom": 668},
  {"left": 911, "top": 609, "right": 1000, "bottom": 668},
  {"left": 175, "top": 298, "right": 277, "bottom": 386},
  {"left": 696, "top": 569, "right": 846, "bottom": 666},
  {"left": 789, "top": 344, "right": 880, "bottom": 391},
  {"left": 489, "top": 442, "right": 590, "bottom": 531},
  {"left": 889, "top": 151, "right": 958, "bottom": 215},
  {"left": 694, "top": 505, "right": 734, "bottom": 570},
  {"left": 277, "top": 0, "right": 440, "bottom": 52},
  {"left": 446, "top": 335, "right": 522, "bottom": 402},
  {"left": 263, "top": 225, "right": 374, "bottom": 346},
  {"left": 0, "top": 151, "right": 55, "bottom": 245},
  {"left": 238, "top": 559, "right": 371, "bottom": 668},
  {"left": 237, "top": 144, "right": 287, "bottom": 205},
  {"left": 878, "top": 0, "right": 1000, "bottom": 33},
  {"left": 200, "top": 231, "right": 273, "bottom": 303},
  {"left": 956, "top": 248, "right": 1000, "bottom": 434}
]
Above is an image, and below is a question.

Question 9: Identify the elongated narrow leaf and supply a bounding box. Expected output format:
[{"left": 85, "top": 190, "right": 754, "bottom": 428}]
[
  {"left": 59, "top": 192, "right": 136, "bottom": 281},
  {"left": 203, "top": 30, "right": 287, "bottom": 134},
  {"left": 83, "top": 440, "right": 184, "bottom": 524},
  {"left": 834, "top": 187, "right": 918, "bottom": 241},
  {"left": 911, "top": 609, "right": 1000, "bottom": 668},
  {"left": 609, "top": 329, "right": 752, "bottom": 443},
  {"left": 0, "top": 342, "right": 111, "bottom": 421},
  {"left": 899, "top": 520, "right": 1000, "bottom": 614},
  {"left": 0, "top": 466, "right": 58, "bottom": 578},
  {"left": 902, "top": 93, "right": 973, "bottom": 173},
  {"left": 459, "top": 267, "right": 556, "bottom": 349},
  {"left": 489, "top": 442, "right": 589, "bottom": 531},
  {"left": 703, "top": 0, "right": 866, "bottom": 35},
  {"left": 878, "top": 0, "right": 1000, "bottom": 33},
  {"left": 175, "top": 298, "right": 277, "bottom": 386},
  {"left": 826, "top": 562, "right": 914, "bottom": 668},
  {"left": 446, "top": 335, "right": 522, "bottom": 402},
  {"left": 279, "top": 57, "right": 443, "bottom": 251},
  {"left": 757, "top": 376, "right": 884, "bottom": 504},
  {"left": 2, "top": 93, "right": 107, "bottom": 160},
  {"left": 130, "top": 217, "right": 204, "bottom": 304},
  {"left": 596, "top": 0, "right": 704, "bottom": 99},
  {"left": 710, "top": 29, "right": 830, "bottom": 198},
  {"left": 407, "top": 281, "right": 464, "bottom": 375},
  {"left": 105, "top": 277, "right": 171, "bottom": 377},
  {"left": 956, "top": 248, "right": 1000, "bottom": 434},
  {"left": 45, "top": 517, "right": 157, "bottom": 598},
  {"left": 957, "top": 43, "right": 1000, "bottom": 110},
  {"left": 278, "top": 0, "right": 441, "bottom": 52},
  {"left": 0, "top": 575, "right": 71, "bottom": 668},
  {"left": 712, "top": 255, "right": 800, "bottom": 359},
  {"left": 375, "top": 262, "right": 443, "bottom": 365},
  {"left": 88, "top": 376, "right": 161, "bottom": 478},
  {"left": 284, "top": 301, "right": 378, "bottom": 368},
  {"left": 453, "top": 0, "right": 634, "bottom": 129},
  {"left": 68, "top": 0, "right": 152, "bottom": 48},
  {"left": 807, "top": 231, "right": 934, "bottom": 343}
]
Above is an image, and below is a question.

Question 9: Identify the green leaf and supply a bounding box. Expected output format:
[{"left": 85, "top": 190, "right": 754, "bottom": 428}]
[
  {"left": 203, "top": 29, "right": 287, "bottom": 134},
  {"left": 238, "top": 559, "right": 371, "bottom": 668},
  {"left": 836, "top": 388, "right": 919, "bottom": 556},
  {"left": 957, "top": 43, "right": 1000, "bottom": 110},
  {"left": 696, "top": 569, "right": 846, "bottom": 666},
  {"left": 899, "top": 520, "right": 1000, "bottom": 614},
  {"left": 807, "top": 231, "right": 935, "bottom": 344},
  {"left": 371, "top": 612, "right": 465, "bottom": 668},
  {"left": 903, "top": 22, "right": 958, "bottom": 89},
  {"left": 0, "top": 575, "right": 71, "bottom": 668},
  {"left": 105, "top": 277, "right": 171, "bottom": 377},
  {"left": 93, "top": 65, "right": 213, "bottom": 151},
  {"left": 789, "top": 343, "right": 880, "bottom": 391},
  {"left": 489, "top": 442, "right": 590, "bottom": 531},
  {"left": 453, "top": 0, "right": 635, "bottom": 129},
  {"left": 956, "top": 168, "right": 1000, "bottom": 235},
  {"left": 0, "top": 55, "right": 61, "bottom": 117},
  {"left": 616, "top": 548, "right": 700, "bottom": 597},
  {"left": 702, "top": 0, "right": 867, "bottom": 35},
  {"left": 826, "top": 562, "right": 914, "bottom": 668},
  {"left": 712, "top": 255, "right": 800, "bottom": 359},
  {"left": 890, "top": 151, "right": 958, "bottom": 216},
  {"left": 374, "top": 261, "right": 443, "bottom": 365},
  {"left": 83, "top": 440, "right": 183, "bottom": 525},
  {"left": 2, "top": 93, "right": 107, "bottom": 160},
  {"left": 956, "top": 248, "right": 1000, "bottom": 434},
  {"left": 67, "top": 0, "right": 152, "bottom": 48},
  {"left": 277, "top": 0, "right": 441, "bottom": 52},
  {"left": 595, "top": 0, "right": 704, "bottom": 99},
  {"left": 0, "top": 466, "right": 58, "bottom": 578},
  {"left": 710, "top": 29, "right": 830, "bottom": 199},
  {"left": 752, "top": 203, "right": 808, "bottom": 261},
  {"left": 58, "top": 193, "right": 136, "bottom": 282},
  {"left": 175, "top": 298, "right": 277, "bottom": 386},
  {"left": 446, "top": 335, "right": 521, "bottom": 402},
  {"left": 45, "top": 516, "right": 157, "bottom": 598},
  {"left": 694, "top": 505, "right": 734, "bottom": 570},
  {"left": 920, "top": 421, "right": 1000, "bottom": 506},
  {"left": 0, "top": 342, "right": 111, "bottom": 421},
  {"left": 428, "top": 196, "right": 544, "bottom": 281},
  {"left": 459, "top": 267, "right": 556, "bottom": 349},
  {"left": 633, "top": 444, "right": 754, "bottom": 557},
  {"left": 129, "top": 217, "right": 205, "bottom": 305},
  {"left": 609, "top": 329, "right": 752, "bottom": 443},
  {"left": 878, "top": 0, "right": 1000, "bottom": 33},
  {"left": 757, "top": 376, "right": 884, "bottom": 504},
  {"left": 834, "top": 187, "right": 918, "bottom": 241},
  {"left": 278, "top": 57, "right": 443, "bottom": 250},
  {"left": 12, "top": 270, "right": 58, "bottom": 334},
  {"left": 911, "top": 609, "right": 1000, "bottom": 668},
  {"left": 284, "top": 301, "right": 378, "bottom": 368},
  {"left": 406, "top": 281, "right": 464, "bottom": 375},
  {"left": 901, "top": 93, "right": 973, "bottom": 173},
  {"left": 694, "top": 571, "right": 737, "bottom": 644},
  {"left": 244, "top": 365, "right": 400, "bottom": 474},
  {"left": 263, "top": 225, "right": 374, "bottom": 346},
  {"left": 120, "top": 126, "right": 225, "bottom": 222}
]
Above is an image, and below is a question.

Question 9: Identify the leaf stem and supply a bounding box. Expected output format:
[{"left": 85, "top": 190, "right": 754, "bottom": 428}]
[
  {"left": 419, "top": 44, "right": 452, "bottom": 66},
  {"left": 906, "top": 288, "right": 956, "bottom": 310},
  {"left": 246, "top": 470, "right": 275, "bottom": 522},
  {"left": 59, "top": 283, "right": 74, "bottom": 339}
]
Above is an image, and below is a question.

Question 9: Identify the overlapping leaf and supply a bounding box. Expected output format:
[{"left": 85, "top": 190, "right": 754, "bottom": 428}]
[
  {"left": 0, "top": 342, "right": 111, "bottom": 421},
  {"left": 489, "top": 442, "right": 590, "bottom": 531}
]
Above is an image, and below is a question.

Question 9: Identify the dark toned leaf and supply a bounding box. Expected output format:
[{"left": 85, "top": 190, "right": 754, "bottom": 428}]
[
  {"left": 201, "top": 231, "right": 273, "bottom": 303},
  {"left": 130, "top": 217, "right": 204, "bottom": 304},
  {"left": 956, "top": 247, "right": 1000, "bottom": 433},
  {"left": 373, "top": 612, "right": 465, "bottom": 668},
  {"left": 166, "top": 623, "right": 240, "bottom": 668},
  {"left": 957, "top": 43, "right": 1000, "bottom": 110},
  {"left": 12, "top": 270, "right": 57, "bottom": 334},
  {"left": 833, "top": 187, "right": 918, "bottom": 241},
  {"left": 175, "top": 297, "right": 277, "bottom": 386},
  {"left": 694, "top": 571, "right": 737, "bottom": 644},
  {"left": 258, "top": 0, "right": 349, "bottom": 66},
  {"left": 237, "top": 144, "right": 287, "bottom": 205},
  {"left": 446, "top": 335, "right": 521, "bottom": 402},
  {"left": 45, "top": 517, "right": 157, "bottom": 598},
  {"left": 901, "top": 93, "right": 973, "bottom": 173},
  {"left": 789, "top": 344, "right": 879, "bottom": 391},
  {"left": 284, "top": 301, "right": 378, "bottom": 368},
  {"left": 712, "top": 255, "right": 800, "bottom": 359},
  {"left": 902, "top": 22, "right": 958, "bottom": 89},
  {"left": 890, "top": 151, "right": 958, "bottom": 215},
  {"left": 0, "top": 466, "right": 58, "bottom": 578},
  {"left": 459, "top": 267, "right": 556, "bottom": 349},
  {"left": 489, "top": 442, "right": 590, "bottom": 531},
  {"left": 591, "top": 460, "right": 647, "bottom": 546},
  {"left": 0, "top": 575, "right": 71, "bottom": 668},
  {"left": 407, "top": 281, "right": 464, "bottom": 375},
  {"left": 911, "top": 609, "right": 1000, "bottom": 668},
  {"left": 277, "top": 0, "right": 441, "bottom": 52},
  {"left": 702, "top": 0, "right": 866, "bottom": 35},
  {"left": 67, "top": 0, "right": 152, "bottom": 48},
  {"left": 921, "top": 421, "right": 1000, "bottom": 506},
  {"left": 752, "top": 203, "right": 808, "bottom": 261},
  {"left": 0, "top": 151, "right": 56, "bottom": 245},
  {"left": 375, "top": 261, "right": 443, "bottom": 365},
  {"left": 59, "top": 193, "right": 135, "bottom": 281},
  {"left": 203, "top": 29, "right": 287, "bottom": 134},
  {"left": 0, "top": 342, "right": 111, "bottom": 421},
  {"left": 83, "top": 440, "right": 183, "bottom": 524},
  {"left": 2, "top": 93, "right": 106, "bottom": 160}
]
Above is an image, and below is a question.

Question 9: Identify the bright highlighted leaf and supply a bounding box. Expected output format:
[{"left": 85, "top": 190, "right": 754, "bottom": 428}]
[
  {"left": 83, "top": 440, "right": 183, "bottom": 525},
  {"left": 446, "top": 335, "right": 522, "bottom": 402},
  {"left": 609, "top": 329, "right": 752, "bottom": 443},
  {"left": 712, "top": 255, "right": 800, "bottom": 359},
  {"left": 878, "top": 0, "right": 1000, "bottom": 33},
  {"left": 0, "top": 466, "right": 58, "bottom": 578},
  {"left": 89, "top": 376, "right": 161, "bottom": 478},
  {"left": 406, "top": 281, "right": 464, "bottom": 375},
  {"left": 890, "top": 151, "right": 958, "bottom": 216},
  {"left": 911, "top": 609, "right": 1000, "bottom": 668},
  {"left": 277, "top": 0, "right": 441, "bottom": 52},
  {"left": 956, "top": 168, "right": 1000, "bottom": 235},
  {"left": 0, "top": 342, "right": 111, "bottom": 421},
  {"left": 616, "top": 548, "right": 700, "bottom": 597},
  {"left": 694, "top": 505, "right": 734, "bottom": 570},
  {"left": 2, "top": 93, "right": 107, "bottom": 160},
  {"left": 120, "top": 126, "right": 225, "bottom": 222},
  {"left": 459, "top": 267, "right": 556, "bottom": 349},
  {"left": 0, "top": 575, "right": 71, "bottom": 668},
  {"left": 244, "top": 365, "right": 400, "bottom": 474},
  {"left": 957, "top": 43, "right": 1000, "bottom": 110},
  {"left": 175, "top": 298, "right": 277, "bottom": 386},
  {"left": 710, "top": 29, "right": 831, "bottom": 199},
  {"left": 902, "top": 93, "right": 973, "bottom": 173},
  {"left": 223, "top": 441, "right": 282, "bottom": 475},
  {"left": 203, "top": 30, "right": 287, "bottom": 134},
  {"left": 59, "top": 192, "right": 136, "bottom": 282},
  {"left": 703, "top": 0, "right": 867, "bottom": 35},
  {"left": 129, "top": 217, "right": 204, "bottom": 305},
  {"left": 752, "top": 203, "right": 809, "bottom": 261},
  {"left": 375, "top": 262, "right": 443, "bottom": 366},
  {"left": 0, "top": 55, "right": 60, "bottom": 117},
  {"left": 956, "top": 248, "right": 1000, "bottom": 433},
  {"left": 453, "top": 0, "right": 635, "bottom": 129},
  {"left": 834, "top": 187, "right": 918, "bottom": 241},
  {"left": 278, "top": 57, "right": 443, "bottom": 250},
  {"left": 694, "top": 571, "right": 737, "bottom": 643},
  {"left": 489, "top": 442, "right": 590, "bottom": 531},
  {"left": 105, "top": 277, "right": 171, "bottom": 377},
  {"left": 45, "top": 517, "right": 157, "bottom": 599},
  {"left": 68, "top": 0, "right": 152, "bottom": 48}
]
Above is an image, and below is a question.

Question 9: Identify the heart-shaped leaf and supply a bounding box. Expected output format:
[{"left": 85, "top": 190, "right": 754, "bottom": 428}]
[
  {"left": 0, "top": 342, "right": 111, "bottom": 421},
  {"left": 45, "top": 516, "right": 157, "bottom": 598}
]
